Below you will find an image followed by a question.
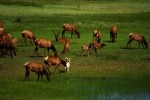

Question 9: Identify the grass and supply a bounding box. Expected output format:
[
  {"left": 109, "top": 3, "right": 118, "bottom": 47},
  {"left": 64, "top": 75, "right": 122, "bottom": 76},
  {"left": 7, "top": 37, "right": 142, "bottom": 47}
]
[{"left": 0, "top": 0, "right": 150, "bottom": 100}]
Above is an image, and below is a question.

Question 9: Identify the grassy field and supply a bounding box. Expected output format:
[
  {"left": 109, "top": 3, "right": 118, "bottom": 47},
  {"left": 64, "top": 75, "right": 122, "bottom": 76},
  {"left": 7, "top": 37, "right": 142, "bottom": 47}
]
[{"left": 0, "top": 0, "right": 150, "bottom": 100}]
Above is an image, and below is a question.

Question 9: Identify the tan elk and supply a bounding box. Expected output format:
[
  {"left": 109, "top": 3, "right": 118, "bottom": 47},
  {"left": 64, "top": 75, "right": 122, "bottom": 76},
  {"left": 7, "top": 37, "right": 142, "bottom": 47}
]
[
  {"left": 44, "top": 55, "right": 71, "bottom": 73},
  {"left": 81, "top": 44, "right": 92, "bottom": 56},
  {"left": 53, "top": 30, "right": 70, "bottom": 44},
  {"left": 93, "top": 30, "right": 101, "bottom": 43},
  {"left": 62, "top": 40, "right": 70, "bottom": 54},
  {"left": 24, "top": 61, "right": 50, "bottom": 81},
  {"left": 110, "top": 25, "right": 118, "bottom": 43},
  {"left": 62, "top": 23, "right": 80, "bottom": 39},
  {"left": 34, "top": 38, "right": 58, "bottom": 56},
  {"left": 21, "top": 30, "right": 36, "bottom": 45},
  {"left": 127, "top": 33, "right": 148, "bottom": 49}
]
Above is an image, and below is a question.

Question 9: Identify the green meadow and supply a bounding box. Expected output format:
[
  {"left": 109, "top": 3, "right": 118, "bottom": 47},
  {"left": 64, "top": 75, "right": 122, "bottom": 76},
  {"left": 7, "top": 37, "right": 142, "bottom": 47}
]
[{"left": 0, "top": 0, "right": 150, "bottom": 100}]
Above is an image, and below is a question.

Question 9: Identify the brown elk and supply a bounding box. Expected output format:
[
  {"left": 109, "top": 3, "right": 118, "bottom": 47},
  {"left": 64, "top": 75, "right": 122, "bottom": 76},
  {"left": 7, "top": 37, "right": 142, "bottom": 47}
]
[
  {"left": 44, "top": 55, "right": 71, "bottom": 73},
  {"left": 127, "top": 33, "right": 148, "bottom": 49},
  {"left": 0, "top": 39, "right": 16, "bottom": 58},
  {"left": 53, "top": 30, "right": 70, "bottom": 44},
  {"left": 90, "top": 41, "right": 106, "bottom": 53},
  {"left": 11, "top": 37, "right": 18, "bottom": 46},
  {"left": 62, "top": 23, "right": 80, "bottom": 39},
  {"left": 81, "top": 44, "right": 92, "bottom": 56},
  {"left": 21, "top": 30, "right": 36, "bottom": 45},
  {"left": 62, "top": 40, "right": 70, "bottom": 54},
  {"left": 93, "top": 30, "right": 101, "bottom": 43},
  {"left": 24, "top": 61, "right": 50, "bottom": 81},
  {"left": 0, "top": 33, "right": 11, "bottom": 40},
  {"left": 34, "top": 38, "right": 58, "bottom": 56},
  {"left": 110, "top": 25, "right": 118, "bottom": 43}
]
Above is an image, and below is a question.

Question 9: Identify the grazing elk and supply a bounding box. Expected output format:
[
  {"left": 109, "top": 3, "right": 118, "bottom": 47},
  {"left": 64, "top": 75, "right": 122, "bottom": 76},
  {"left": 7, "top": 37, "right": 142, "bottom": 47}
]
[
  {"left": 110, "top": 25, "right": 118, "bottom": 43},
  {"left": 93, "top": 30, "right": 101, "bottom": 43},
  {"left": 81, "top": 44, "right": 92, "bottom": 56},
  {"left": 0, "top": 39, "right": 16, "bottom": 58},
  {"left": 24, "top": 61, "right": 50, "bottom": 81},
  {"left": 44, "top": 55, "right": 71, "bottom": 73},
  {"left": 127, "top": 33, "right": 148, "bottom": 49},
  {"left": 62, "top": 23, "right": 80, "bottom": 39},
  {"left": 21, "top": 30, "right": 36, "bottom": 45},
  {"left": 34, "top": 38, "right": 58, "bottom": 56},
  {"left": 62, "top": 40, "right": 70, "bottom": 54}
]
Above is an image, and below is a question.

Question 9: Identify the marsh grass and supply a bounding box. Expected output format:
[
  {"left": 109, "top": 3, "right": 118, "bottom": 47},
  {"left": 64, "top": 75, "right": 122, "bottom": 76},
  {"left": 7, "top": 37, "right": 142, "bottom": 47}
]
[{"left": 0, "top": 0, "right": 150, "bottom": 100}]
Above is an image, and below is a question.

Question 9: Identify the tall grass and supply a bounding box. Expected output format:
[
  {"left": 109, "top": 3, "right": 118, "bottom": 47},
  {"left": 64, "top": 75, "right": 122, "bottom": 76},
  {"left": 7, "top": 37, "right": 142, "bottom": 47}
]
[{"left": 0, "top": 0, "right": 150, "bottom": 100}]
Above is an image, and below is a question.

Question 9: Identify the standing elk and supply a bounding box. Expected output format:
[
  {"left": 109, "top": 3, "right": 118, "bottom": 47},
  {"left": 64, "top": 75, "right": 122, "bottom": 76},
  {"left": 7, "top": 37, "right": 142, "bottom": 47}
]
[
  {"left": 110, "top": 25, "right": 118, "bottom": 43},
  {"left": 0, "top": 39, "right": 17, "bottom": 58},
  {"left": 34, "top": 38, "right": 58, "bottom": 56},
  {"left": 21, "top": 30, "right": 36, "bottom": 45},
  {"left": 62, "top": 40, "right": 70, "bottom": 54},
  {"left": 11, "top": 37, "right": 18, "bottom": 47},
  {"left": 62, "top": 23, "right": 80, "bottom": 39},
  {"left": 24, "top": 61, "right": 50, "bottom": 81},
  {"left": 127, "top": 33, "right": 148, "bottom": 49},
  {"left": 44, "top": 55, "right": 71, "bottom": 73},
  {"left": 93, "top": 30, "right": 101, "bottom": 43}
]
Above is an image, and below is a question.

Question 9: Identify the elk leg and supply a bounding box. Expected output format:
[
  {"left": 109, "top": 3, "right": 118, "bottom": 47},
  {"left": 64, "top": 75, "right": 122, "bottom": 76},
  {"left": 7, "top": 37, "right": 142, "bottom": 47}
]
[
  {"left": 37, "top": 73, "right": 40, "bottom": 81},
  {"left": 34, "top": 46, "right": 39, "bottom": 56},
  {"left": 127, "top": 39, "right": 133, "bottom": 48},
  {"left": 62, "top": 30, "right": 65, "bottom": 38},
  {"left": 25, "top": 70, "right": 30, "bottom": 80}
]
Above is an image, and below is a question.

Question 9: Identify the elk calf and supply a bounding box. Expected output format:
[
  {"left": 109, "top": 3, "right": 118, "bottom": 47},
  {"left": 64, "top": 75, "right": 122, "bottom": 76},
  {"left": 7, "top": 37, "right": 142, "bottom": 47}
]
[
  {"left": 53, "top": 31, "right": 70, "bottom": 44},
  {"left": 81, "top": 44, "right": 92, "bottom": 56},
  {"left": 62, "top": 41, "right": 70, "bottom": 54}
]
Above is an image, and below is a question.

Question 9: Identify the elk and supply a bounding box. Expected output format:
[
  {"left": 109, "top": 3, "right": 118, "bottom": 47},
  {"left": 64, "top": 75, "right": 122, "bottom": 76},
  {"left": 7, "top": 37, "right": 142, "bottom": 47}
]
[
  {"left": 0, "top": 39, "right": 16, "bottom": 58},
  {"left": 44, "top": 55, "right": 71, "bottom": 73},
  {"left": 127, "top": 33, "right": 148, "bottom": 49},
  {"left": 80, "top": 44, "right": 92, "bottom": 56},
  {"left": 24, "top": 61, "right": 50, "bottom": 81},
  {"left": 11, "top": 37, "right": 18, "bottom": 47},
  {"left": 93, "top": 30, "right": 101, "bottom": 43},
  {"left": 90, "top": 41, "right": 106, "bottom": 53},
  {"left": 21, "top": 30, "right": 36, "bottom": 45},
  {"left": 0, "top": 33, "right": 11, "bottom": 40},
  {"left": 53, "top": 30, "right": 70, "bottom": 44},
  {"left": 62, "top": 40, "right": 70, "bottom": 54},
  {"left": 110, "top": 25, "right": 118, "bottom": 43},
  {"left": 34, "top": 38, "right": 58, "bottom": 56},
  {"left": 62, "top": 23, "right": 80, "bottom": 39}
]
